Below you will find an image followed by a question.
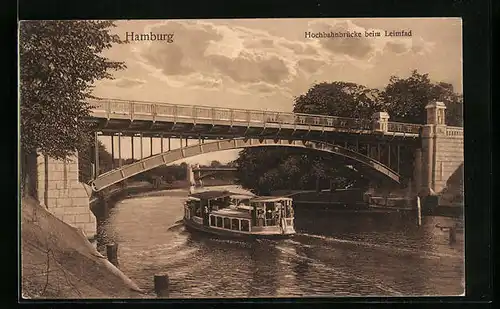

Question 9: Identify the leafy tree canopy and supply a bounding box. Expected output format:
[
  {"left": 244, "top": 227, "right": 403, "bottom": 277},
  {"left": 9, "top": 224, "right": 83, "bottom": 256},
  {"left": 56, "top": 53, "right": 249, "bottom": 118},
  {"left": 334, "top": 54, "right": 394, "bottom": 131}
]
[
  {"left": 381, "top": 70, "right": 463, "bottom": 125},
  {"left": 20, "top": 20, "right": 126, "bottom": 160},
  {"left": 293, "top": 81, "right": 384, "bottom": 118}
]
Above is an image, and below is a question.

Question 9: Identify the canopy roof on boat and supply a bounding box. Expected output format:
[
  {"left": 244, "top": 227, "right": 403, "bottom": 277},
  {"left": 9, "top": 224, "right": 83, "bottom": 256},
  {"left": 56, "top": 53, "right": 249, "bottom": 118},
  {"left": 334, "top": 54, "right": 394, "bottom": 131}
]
[
  {"left": 230, "top": 194, "right": 255, "bottom": 200},
  {"left": 189, "top": 190, "right": 256, "bottom": 201},
  {"left": 250, "top": 196, "right": 293, "bottom": 203},
  {"left": 188, "top": 190, "right": 233, "bottom": 201}
]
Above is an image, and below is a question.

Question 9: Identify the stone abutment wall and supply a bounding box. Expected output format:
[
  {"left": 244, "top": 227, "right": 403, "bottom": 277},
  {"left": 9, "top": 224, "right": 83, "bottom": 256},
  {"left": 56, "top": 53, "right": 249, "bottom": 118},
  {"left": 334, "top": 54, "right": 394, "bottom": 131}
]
[{"left": 36, "top": 153, "right": 96, "bottom": 238}]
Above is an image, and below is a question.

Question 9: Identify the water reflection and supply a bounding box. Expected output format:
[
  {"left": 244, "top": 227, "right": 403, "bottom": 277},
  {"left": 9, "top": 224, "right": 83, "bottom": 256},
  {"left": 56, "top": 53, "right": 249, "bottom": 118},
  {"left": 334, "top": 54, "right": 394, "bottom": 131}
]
[{"left": 248, "top": 241, "right": 279, "bottom": 297}]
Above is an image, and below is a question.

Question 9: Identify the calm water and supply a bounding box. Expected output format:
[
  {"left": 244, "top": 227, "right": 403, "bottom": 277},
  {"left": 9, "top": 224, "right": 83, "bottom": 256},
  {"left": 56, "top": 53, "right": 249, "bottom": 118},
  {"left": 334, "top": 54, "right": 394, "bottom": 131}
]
[{"left": 99, "top": 185, "right": 464, "bottom": 298}]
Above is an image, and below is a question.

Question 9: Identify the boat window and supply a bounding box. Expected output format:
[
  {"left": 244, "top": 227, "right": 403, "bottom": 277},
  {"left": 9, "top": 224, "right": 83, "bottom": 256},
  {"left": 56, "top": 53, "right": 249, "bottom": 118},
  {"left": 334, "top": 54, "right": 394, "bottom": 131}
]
[
  {"left": 223, "top": 217, "right": 231, "bottom": 229},
  {"left": 241, "top": 220, "right": 250, "bottom": 232},
  {"left": 210, "top": 215, "right": 216, "bottom": 226},
  {"left": 266, "top": 209, "right": 278, "bottom": 226},
  {"left": 216, "top": 216, "right": 223, "bottom": 228},
  {"left": 231, "top": 218, "right": 240, "bottom": 230}
]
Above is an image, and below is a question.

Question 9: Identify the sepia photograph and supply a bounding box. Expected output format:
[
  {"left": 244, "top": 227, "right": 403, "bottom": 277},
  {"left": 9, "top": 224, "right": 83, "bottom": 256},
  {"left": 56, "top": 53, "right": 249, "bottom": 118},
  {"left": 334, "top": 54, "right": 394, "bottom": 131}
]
[{"left": 19, "top": 18, "right": 464, "bottom": 299}]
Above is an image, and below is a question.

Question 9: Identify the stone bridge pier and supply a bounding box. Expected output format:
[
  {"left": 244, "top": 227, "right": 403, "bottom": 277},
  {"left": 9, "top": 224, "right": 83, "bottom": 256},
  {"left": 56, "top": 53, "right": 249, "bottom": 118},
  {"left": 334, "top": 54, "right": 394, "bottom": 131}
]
[
  {"left": 35, "top": 154, "right": 96, "bottom": 238},
  {"left": 417, "top": 102, "right": 464, "bottom": 204},
  {"left": 363, "top": 102, "right": 463, "bottom": 203}
]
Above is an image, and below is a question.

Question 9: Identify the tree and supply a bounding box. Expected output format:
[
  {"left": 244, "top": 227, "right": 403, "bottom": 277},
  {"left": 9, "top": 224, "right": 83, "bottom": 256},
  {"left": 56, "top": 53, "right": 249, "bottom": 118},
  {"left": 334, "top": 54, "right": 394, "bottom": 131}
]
[
  {"left": 293, "top": 81, "right": 384, "bottom": 118},
  {"left": 431, "top": 82, "right": 463, "bottom": 127},
  {"left": 234, "top": 146, "right": 360, "bottom": 195},
  {"left": 235, "top": 82, "right": 376, "bottom": 194},
  {"left": 78, "top": 140, "right": 115, "bottom": 183},
  {"left": 19, "top": 20, "right": 126, "bottom": 196},
  {"left": 381, "top": 70, "right": 463, "bottom": 126}
]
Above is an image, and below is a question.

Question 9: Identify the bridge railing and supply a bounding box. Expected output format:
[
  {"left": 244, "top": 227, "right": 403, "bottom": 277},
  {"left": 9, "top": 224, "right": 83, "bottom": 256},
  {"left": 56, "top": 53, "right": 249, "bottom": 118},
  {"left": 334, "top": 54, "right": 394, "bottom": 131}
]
[
  {"left": 387, "top": 122, "right": 422, "bottom": 134},
  {"left": 445, "top": 126, "right": 463, "bottom": 137},
  {"left": 89, "top": 98, "right": 420, "bottom": 134}
]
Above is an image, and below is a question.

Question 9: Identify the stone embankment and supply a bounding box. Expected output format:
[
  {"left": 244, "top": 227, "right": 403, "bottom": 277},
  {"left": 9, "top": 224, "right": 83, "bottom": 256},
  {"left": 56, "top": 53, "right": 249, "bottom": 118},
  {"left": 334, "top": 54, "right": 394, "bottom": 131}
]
[{"left": 21, "top": 196, "right": 146, "bottom": 299}]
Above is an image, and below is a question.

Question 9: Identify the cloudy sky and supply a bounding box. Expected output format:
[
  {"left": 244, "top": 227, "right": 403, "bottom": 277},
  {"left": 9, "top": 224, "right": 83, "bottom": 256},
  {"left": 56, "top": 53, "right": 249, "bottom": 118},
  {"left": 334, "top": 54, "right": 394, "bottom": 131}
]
[{"left": 93, "top": 18, "right": 462, "bottom": 165}]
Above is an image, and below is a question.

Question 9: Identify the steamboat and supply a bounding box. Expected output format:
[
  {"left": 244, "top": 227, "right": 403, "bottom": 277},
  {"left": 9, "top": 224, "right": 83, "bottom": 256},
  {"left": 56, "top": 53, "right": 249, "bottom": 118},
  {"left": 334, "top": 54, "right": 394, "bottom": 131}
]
[{"left": 183, "top": 190, "right": 295, "bottom": 238}]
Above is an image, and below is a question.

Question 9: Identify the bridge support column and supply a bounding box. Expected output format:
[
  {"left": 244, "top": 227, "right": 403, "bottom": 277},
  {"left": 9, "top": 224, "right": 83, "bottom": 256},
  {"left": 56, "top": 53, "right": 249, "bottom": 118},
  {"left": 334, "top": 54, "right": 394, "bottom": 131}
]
[
  {"left": 94, "top": 132, "right": 99, "bottom": 179},
  {"left": 36, "top": 153, "right": 96, "bottom": 238},
  {"left": 118, "top": 133, "right": 122, "bottom": 167},
  {"left": 111, "top": 135, "right": 115, "bottom": 169},
  {"left": 140, "top": 133, "right": 144, "bottom": 159},
  {"left": 413, "top": 148, "right": 423, "bottom": 194},
  {"left": 131, "top": 135, "right": 134, "bottom": 160},
  {"left": 421, "top": 102, "right": 464, "bottom": 200}
]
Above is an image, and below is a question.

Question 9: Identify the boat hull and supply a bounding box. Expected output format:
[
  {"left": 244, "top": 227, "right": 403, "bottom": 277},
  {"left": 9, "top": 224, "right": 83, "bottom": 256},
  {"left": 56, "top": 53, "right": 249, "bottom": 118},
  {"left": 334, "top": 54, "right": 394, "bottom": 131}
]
[{"left": 183, "top": 218, "right": 294, "bottom": 240}]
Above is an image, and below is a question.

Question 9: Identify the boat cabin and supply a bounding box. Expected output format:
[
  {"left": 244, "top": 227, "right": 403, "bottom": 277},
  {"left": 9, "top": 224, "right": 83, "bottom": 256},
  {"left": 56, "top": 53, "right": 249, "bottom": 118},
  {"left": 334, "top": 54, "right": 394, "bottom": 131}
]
[
  {"left": 184, "top": 192, "right": 295, "bottom": 236},
  {"left": 249, "top": 196, "right": 294, "bottom": 229},
  {"left": 184, "top": 190, "right": 233, "bottom": 225}
]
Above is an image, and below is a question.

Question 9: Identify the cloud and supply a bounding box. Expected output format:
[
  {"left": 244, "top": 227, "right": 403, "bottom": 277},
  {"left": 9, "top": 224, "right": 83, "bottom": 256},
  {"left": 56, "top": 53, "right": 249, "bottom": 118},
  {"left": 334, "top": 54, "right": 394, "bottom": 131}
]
[
  {"left": 308, "top": 21, "right": 374, "bottom": 59},
  {"left": 297, "top": 58, "right": 328, "bottom": 74},
  {"left": 243, "top": 38, "right": 275, "bottom": 49},
  {"left": 411, "top": 36, "right": 435, "bottom": 55},
  {"left": 306, "top": 20, "right": 435, "bottom": 61},
  {"left": 207, "top": 53, "right": 290, "bottom": 84},
  {"left": 112, "top": 77, "right": 146, "bottom": 88},
  {"left": 139, "top": 21, "right": 222, "bottom": 76},
  {"left": 243, "top": 82, "right": 282, "bottom": 94},
  {"left": 385, "top": 41, "right": 408, "bottom": 54},
  {"left": 279, "top": 41, "right": 318, "bottom": 56},
  {"left": 130, "top": 19, "right": 435, "bottom": 97},
  {"left": 134, "top": 20, "right": 303, "bottom": 93}
]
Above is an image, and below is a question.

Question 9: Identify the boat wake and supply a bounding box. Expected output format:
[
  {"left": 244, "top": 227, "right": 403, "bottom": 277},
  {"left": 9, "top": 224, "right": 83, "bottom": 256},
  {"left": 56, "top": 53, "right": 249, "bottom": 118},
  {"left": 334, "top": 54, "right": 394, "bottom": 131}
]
[
  {"left": 167, "top": 221, "right": 184, "bottom": 231},
  {"left": 296, "top": 233, "right": 462, "bottom": 259},
  {"left": 283, "top": 238, "right": 314, "bottom": 248},
  {"left": 208, "top": 238, "right": 254, "bottom": 248},
  {"left": 274, "top": 244, "right": 404, "bottom": 296}
]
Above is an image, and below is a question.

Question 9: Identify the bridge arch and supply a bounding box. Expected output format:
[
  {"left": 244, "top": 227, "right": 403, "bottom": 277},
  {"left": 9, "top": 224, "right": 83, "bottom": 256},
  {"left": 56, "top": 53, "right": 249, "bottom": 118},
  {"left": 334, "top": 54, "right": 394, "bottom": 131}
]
[{"left": 90, "top": 138, "right": 400, "bottom": 192}]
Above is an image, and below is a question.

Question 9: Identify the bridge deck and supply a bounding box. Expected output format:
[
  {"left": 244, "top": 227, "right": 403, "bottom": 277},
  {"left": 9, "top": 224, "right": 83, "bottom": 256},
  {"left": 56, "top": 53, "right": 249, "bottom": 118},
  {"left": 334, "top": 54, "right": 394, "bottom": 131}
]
[{"left": 87, "top": 98, "right": 422, "bottom": 138}]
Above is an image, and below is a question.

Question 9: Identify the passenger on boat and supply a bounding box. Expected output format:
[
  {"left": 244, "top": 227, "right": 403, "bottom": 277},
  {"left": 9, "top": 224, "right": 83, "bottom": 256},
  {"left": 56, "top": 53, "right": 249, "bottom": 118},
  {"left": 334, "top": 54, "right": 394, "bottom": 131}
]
[{"left": 257, "top": 209, "right": 265, "bottom": 226}]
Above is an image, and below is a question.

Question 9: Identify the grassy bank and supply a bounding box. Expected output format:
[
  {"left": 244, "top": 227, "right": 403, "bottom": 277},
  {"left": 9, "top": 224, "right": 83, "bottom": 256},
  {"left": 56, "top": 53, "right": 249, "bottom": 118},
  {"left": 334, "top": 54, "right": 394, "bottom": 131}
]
[{"left": 21, "top": 196, "right": 146, "bottom": 299}]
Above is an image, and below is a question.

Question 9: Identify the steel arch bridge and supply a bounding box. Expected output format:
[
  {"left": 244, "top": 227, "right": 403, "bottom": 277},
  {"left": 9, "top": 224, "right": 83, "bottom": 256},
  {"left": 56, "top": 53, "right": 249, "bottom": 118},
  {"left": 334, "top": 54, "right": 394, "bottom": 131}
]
[{"left": 89, "top": 138, "right": 401, "bottom": 192}]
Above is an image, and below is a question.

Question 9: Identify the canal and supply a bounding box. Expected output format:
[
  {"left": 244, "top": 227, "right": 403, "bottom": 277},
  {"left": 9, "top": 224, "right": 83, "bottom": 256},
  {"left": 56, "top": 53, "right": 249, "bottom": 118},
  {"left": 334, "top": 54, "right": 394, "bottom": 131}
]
[{"left": 98, "top": 185, "right": 464, "bottom": 298}]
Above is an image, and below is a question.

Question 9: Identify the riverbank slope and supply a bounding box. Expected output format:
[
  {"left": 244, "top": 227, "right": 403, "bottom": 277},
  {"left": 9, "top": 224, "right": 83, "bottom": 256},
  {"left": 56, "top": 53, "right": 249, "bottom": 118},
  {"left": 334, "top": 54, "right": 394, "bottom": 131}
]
[{"left": 21, "top": 196, "right": 145, "bottom": 299}]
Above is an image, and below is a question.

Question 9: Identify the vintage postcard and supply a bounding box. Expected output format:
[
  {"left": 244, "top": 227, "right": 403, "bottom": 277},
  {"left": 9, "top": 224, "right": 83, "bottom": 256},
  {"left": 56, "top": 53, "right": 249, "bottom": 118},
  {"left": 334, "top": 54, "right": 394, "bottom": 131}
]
[{"left": 19, "top": 18, "right": 464, "bottom": 299}]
